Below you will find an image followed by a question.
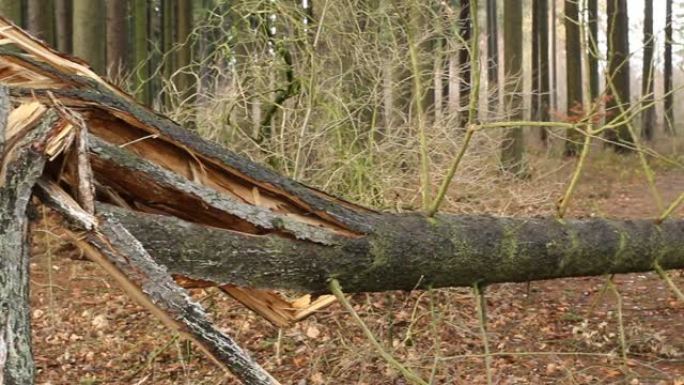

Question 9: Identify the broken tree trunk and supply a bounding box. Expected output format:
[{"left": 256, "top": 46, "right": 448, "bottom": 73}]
[
  {"left": 0, "top": 16, "right": 683, "bottom": 385},
  {"left": 0, "top": 93, "right": 58, "bottom": 384}
]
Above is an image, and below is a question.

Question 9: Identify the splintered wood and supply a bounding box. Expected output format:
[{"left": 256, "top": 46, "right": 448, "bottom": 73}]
[{"left": 0, "top": 14, "right": 354, "bottom": 385}]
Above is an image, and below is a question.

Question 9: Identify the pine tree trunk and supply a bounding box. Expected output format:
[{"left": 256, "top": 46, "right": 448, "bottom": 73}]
[
  {"left": 176, "top": 0, "right": 194, "bottom": 103},
  {"left": 132, "top": 0, "right": 151, "bottom": 105},
  {"left": 587, "top": 0, "right": 599, "bottom": 101},
  {"left": 664, "top": 0, "right": 674, "bottom": 135},
  {"left": 72, "top": 0, "right": 105, "bottom": 74},
  {"left": 486, "top": 0, "right": 498, "bottom": 117},
  {"left": 27, "top": 0, "right": 54, "bottom": 45},
  {"left": 106, "top": 0, "right": 128, "bottom": 79},
  {"left": 538, "top": 0, "right": 550, "bottom": 143},
  {"left": 0, "top": 0, "right": 22, "bottom": 26},
  {"left": 641, "top": 0, "right": 655, "bottom": 141},
  {"left": 54, "top": 0, "right": 72, "bottom": 53},
  {"left": 500, "top": 0, "right": 525, "bottom": 175},
  {"left": 458, "top": 0, "right": 471, "bottom": 129},
  {"left": 161, "top": 0, "right": 176, "bottom": 108},
  {"left": 564, "top": 0, "right": 583, "bottom": 156},
  {"left": 605, "top": 0, "right": 633, "bottom": 152}
]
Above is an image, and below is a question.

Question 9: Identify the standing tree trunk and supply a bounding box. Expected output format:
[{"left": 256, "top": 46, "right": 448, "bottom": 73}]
[
  {"left": 0, "top": 0, "right": 22, "bottom": 26},
  {"left": 641, "top": 0, "right": 655, "bottom": 141},
  {"left": 27, "top": 0, "right": 54, "bottom": 45},
  {"left": 161, "top": 0, "right": 176, "bottom": 108},
  {"left": 564, "top": 0, "right": 583, "bottom": 156},
  {"left": 458, "top": 0, "right": 471, "bottom": 129},
  {"left": 532, "top": 0, "right": 550, "bottom": 144},
  {"left": 551, "top": 0, "right": 558, "bottom": 113},
  {"left": 176, "top": 0, "right": 194, "bottom": 104},
  {"left": 501, "top": 0, "right": 525, "bottom": 176},
  {"left": 605, "top": 0, "right": 633, "bottom": 152},
  {"left": 72, "top": 0, "right": 105, "bottom": 74},
  {"left": 587, "top": 0, "right": 599, "bottom": 101},
  {"left": 132, "top": 0, "right": 151, "bottom": 105},
  {"left": 664, "top": 0, "right": 674, "bottom": 135},
  {"left": 486, "top": 0, "right": 498, "bottom": 117},
  {"left": 539, "top": 0, "right": 550, "bottom": 141},
  {"left": 106, "top": 0, "right": 128, "bottom": 80},
  {"left": 54, "top": 0, "right": 72, "bottom": 54}
]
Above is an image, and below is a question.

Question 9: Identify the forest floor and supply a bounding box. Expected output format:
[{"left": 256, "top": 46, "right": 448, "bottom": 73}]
[{"left": 29, "top": 146, "right": 684, "bottom": 385}]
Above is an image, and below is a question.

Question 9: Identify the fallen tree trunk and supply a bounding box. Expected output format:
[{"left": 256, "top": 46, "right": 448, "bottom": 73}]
[
  {"left": 0, "top": 17, "right": 683, "bottom": 385},
  {"left": 100, "top": 204, "right": 684, "bottom": 293}
]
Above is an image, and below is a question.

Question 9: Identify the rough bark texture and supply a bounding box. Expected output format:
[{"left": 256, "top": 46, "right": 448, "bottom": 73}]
[
  {"left": 605, "top": 0, "right": 633, "bottom": 151},
  {"left": 564, "top": 0, "right": 583, "bottom": 156},
  {"left": 0, "top": 102, "right": 56, "bottom": 385},
  {"left": 102, "top": 204, "right": 684, "bottom": 293},
  {"left": 501, "top": 0, "right": 525, "bottom": 175}
]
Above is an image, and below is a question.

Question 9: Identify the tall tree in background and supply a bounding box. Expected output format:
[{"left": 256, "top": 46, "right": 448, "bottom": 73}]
[
  {"left": 0, "top": 0, "right": 22, "bottom": 26},
  {"left": 564, "top": 0, "right": 583, "bottom": 156},
  {"left": 664, "top": 0, "right": 674, "bottom": 135},
  {"left": 133, "top": 0, "right": 151, "bottom": 105},
  {"left": 551, "top": 0, "right": 557, "bottom": 112},
  {"left": 641, "top": 0, "right": 655, "bottom": 140},
  {"left": 458, "top": 0, "right": 471, "bottom": 128},
  {"left": 532, "top": 0, "right": 550, "bottom": 144},
  {"left": 106, "top": 0, "right": 128, "bottom": 80},
  {"left": 587, "top": 0, "right": 599, "bottom": 100},
  {"left": 55, "top": 0, "right": 72, "bottom": 53},
  {"left": 73, "top": 0, "right": 105, "bottom": 74},
  {"left": 486, "top": 0, "right": 498, "bottom": 116},
  {"left": 501, "top": 0, "right": 525, "bottom": 175},
  {"left": 27, "top": 0, "right": 55, "bottom": 45},
  {"left": 176, "top": 0, "right": 194, "bottom": 102},
  {"left": 605, "top": 0, "right": 633, "bottom": 152},
  {"left": 162, "top": 0, "right": 176, "bottom": 107}
]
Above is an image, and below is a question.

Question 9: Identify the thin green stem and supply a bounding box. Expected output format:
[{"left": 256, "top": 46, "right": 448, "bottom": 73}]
[
  {"left": 557, "top": 134, "right": 592, "bottom": 218},
  {"left": 329, "top": 279, "right": 429, "bottom": 385},
  {"left": 474, "top": 283, "right": 493, "bottom": 385},
  {"left": 657, "top": 192, "right": 684, "bottom": 223},
  {"left": 607, "top": 280, "right": 628, "bottom": 366},
  {"left": 653, "top": 262, "right": 684, "bottom": 302}
]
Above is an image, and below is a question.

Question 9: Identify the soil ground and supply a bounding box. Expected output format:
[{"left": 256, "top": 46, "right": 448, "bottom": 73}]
[{"left": 29, "top": 151, "right": 684, "bottom": 385}]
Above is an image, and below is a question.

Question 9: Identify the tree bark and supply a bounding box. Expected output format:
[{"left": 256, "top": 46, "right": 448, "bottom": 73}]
[
  {"left": 106, "top": 0, "right": 128, "bottom": 79},
  {"left": 72, "top": 0, "right": 105, "bottom": 74},
  {"left": 500, "top": 0, "right": 525, "bottom": 175},
  {"left": 0, "top": 96, "right": 57, "bottom": 385},
  {"left": 564, "top": 0, "right": 583, "bottom": 156},
  {"left": 132, "top": 0, "right": 151, "bottom": 105},
  {"left": 27, "top": 0, "right": 54, "bottom": 45},
  {"left": 605, "top": 0, "right": 633, "bottom": 152},
  {"left": 54, "top": 0, "right": 72, "bottom": 54},
  {"left": 486, "top": 0, "right": 498, "bottom": 117},
  {"left": 587, "top": 0, "right": 599, "bottom": 101},
  {"left": 458, "top": 0, "right": 471, "bottom": 129},
  {"left": 664, "top": 0, "right": 674, "bottom": 135},
  {"left": 641, "top": 0, "right": 655, "bottom": 141},
  {"left": 100, "top": 204, "right": 684, "bottom": 293},
  {"left": 532, "top": 0, "right": 550, "bottom": 144}
]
